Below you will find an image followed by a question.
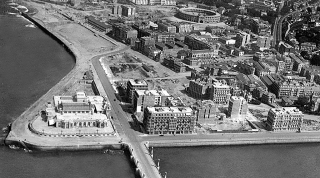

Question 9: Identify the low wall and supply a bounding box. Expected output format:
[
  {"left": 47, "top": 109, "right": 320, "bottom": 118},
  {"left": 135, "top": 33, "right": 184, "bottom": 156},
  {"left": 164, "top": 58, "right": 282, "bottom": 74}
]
[
  {"left": 21, "top": 12, "right": 76, "bottom": 63},
  {"left": 149, "top": 137, "right": 320, "bottom": 147},
  {"left": 5, "top": 139, "right": 123, "bottom": 151}
]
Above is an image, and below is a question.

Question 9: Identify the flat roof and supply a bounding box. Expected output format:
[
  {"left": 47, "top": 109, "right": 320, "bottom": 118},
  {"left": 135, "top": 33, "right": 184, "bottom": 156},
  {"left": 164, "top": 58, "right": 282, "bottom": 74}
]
[
  {"left": 146, "top": 107, "right": 193, "bottom": 114},
  {"left": 270, "top": 107, "right": 303, "bottom": 115},
  {"left": 128, "top": 79, "right": 148, "bottom": 86},
  {"left": 136, "top": 89, "right": 170, "bottom": 97}
]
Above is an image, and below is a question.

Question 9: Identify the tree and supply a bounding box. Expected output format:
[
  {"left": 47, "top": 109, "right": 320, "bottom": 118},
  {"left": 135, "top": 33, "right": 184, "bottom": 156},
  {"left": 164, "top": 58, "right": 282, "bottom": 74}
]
[
  {"left": 296, "top": 96, "right": 310, "bottom": 107},
  {"left": 301, "top": 51, "right": 310, "bottom": 60},
  {"left": 311, "top": 54, "right": 320, "bottom": 66}
]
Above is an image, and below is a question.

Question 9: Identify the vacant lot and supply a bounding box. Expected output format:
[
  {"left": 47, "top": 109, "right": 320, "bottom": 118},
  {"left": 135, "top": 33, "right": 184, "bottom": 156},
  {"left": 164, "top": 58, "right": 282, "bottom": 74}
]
[{"left": 56, "top": 23, "right": 115, "bottom": 54}]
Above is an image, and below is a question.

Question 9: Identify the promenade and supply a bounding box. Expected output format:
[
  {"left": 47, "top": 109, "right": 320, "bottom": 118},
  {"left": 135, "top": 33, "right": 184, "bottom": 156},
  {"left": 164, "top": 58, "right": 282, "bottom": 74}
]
[{"left": 142, "top": 132, "right": 320, "bottom": 147}]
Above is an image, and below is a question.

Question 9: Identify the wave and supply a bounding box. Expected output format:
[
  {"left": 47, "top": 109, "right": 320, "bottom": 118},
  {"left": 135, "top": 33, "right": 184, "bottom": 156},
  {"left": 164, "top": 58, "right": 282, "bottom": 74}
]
[
  {"left": 7, "top": 12, "right": 17, "bottom": 15},
  {"left": 25, "top": 24, "right": 36, "bottom": 28}
]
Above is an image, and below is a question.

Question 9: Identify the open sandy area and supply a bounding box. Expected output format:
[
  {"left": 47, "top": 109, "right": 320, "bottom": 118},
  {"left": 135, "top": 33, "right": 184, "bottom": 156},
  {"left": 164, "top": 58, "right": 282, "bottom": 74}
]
[{"left": 56, "top": 23, "right": 115, "bottom": 54}]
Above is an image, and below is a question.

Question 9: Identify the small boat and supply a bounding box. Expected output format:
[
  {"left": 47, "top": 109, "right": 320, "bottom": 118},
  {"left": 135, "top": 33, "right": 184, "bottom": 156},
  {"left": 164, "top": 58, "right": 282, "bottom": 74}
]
[
  {"left": 2, "top": 127, "right": 8, "bottom": 133},
  {"left": 9, "top": 145, "right": 20, "bottom": 150},
  {"left": 25, "top": 24, "right": 36, "bottom": 28}
]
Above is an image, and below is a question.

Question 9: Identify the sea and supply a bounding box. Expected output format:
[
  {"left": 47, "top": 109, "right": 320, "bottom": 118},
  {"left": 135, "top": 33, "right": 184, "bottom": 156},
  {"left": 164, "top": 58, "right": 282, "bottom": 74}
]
[{"left": 1, "top": 1, "right": 320, "bottom": 178}]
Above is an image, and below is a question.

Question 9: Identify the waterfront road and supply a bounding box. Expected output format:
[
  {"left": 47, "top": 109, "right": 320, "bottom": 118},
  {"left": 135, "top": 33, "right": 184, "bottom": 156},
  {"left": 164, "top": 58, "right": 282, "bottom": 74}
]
[
  {"left": 92, "top": 57, "right": 162, "bottom": 178},
  {"left": 141, "top": 131, "right": 320, "bottom": 147}
]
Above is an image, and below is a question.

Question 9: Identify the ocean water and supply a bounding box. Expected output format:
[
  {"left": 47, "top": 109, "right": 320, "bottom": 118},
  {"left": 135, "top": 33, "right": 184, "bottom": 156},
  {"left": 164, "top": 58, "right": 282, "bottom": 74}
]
[
  {"left": 0, "top": 3, "right": 135, "bottom": 178},
  {"left": 154, "top": 144, "right": 320, "bottom": 178}
]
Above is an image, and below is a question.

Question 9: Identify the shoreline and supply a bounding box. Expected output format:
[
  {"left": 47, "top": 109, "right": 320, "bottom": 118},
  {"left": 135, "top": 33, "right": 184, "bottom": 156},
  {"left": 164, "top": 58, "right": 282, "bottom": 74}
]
[{"left": 4, "top": 7, "right": 123, "bottom": 150}]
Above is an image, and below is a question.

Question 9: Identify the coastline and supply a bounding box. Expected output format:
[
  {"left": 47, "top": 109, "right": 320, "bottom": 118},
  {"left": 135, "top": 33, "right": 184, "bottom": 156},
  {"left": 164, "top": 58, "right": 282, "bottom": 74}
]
[{"left": 4, "top": 6, "right": 123, "bottom": 150}]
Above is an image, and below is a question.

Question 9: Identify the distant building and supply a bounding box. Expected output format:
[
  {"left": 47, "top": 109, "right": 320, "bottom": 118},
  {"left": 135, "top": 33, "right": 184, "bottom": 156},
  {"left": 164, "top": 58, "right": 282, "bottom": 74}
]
[
  {"left": 266, "top": 107, "right": 303, "bottom": 132},
  {"left": 261, "top": 92, "right": 276, "bottom": 105},
  {"left": 219, "top": 37, "right": 236, "bottom": 45},
  {"left": 209, "top": 82, "right": 231, "bottom": 105},
  {"left": 121, "top": 5, "right": 136, "bottom": 17},
  {"left": 256, "top": 36, "right": 272, "bottom": 51},
  {"left": 157, "top": 21, "right": 177, "bottom": 33},
  {"left": 205, "top": 26, "right": 225, "bottom": 35},
  {"left": 300, "top": 42, "right": 317, "bottom": 53},
  {"left": 132, "top": 89, "right": 170, "bottom": 113},
  {"left": 188, "top": 79, "right": 212, "bottom": 99},
  {"left": 235, "top": 31, "right": 251, "bottom": 48},
  {"left": 130, "top": 0, "right": 148, "bottom": 5},
  {"left": 143, "top": 107, "right": 196, "bottom": 134},
  {"left": 177, "top": 7, "right": 221, "bottom": 23},
  {"left": 172, "top": 22, "right": 193, "bottom": 33},
  {"left": 112, "top": 5, "right": 122, "bottom": 15},
  {"left": 279, "top": 42, "right": 295, "bottom": 55},
  {"left": 85, "top": 16, "right": 111, "bottom": 33},
  {"left": 126, "top": 79, "right": 148, "bottom": 101},
  {"left": 112, "top": 23, "right": 138, "bottom": 46},
  {"left": 227, "top": 96, "right": 248, "bottom": 122}
]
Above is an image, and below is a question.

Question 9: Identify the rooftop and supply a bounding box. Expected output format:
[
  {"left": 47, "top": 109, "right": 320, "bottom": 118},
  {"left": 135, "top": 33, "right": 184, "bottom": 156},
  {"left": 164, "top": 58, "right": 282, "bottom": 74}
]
[
  {"left": 146, "top": 107, "right": 193, "bottom": 114},
  {"left": 270, "top": 107, "right": 303, "bottom": 115},
  {"left": 136, "top": 89, "right": 170, "bottom": 97},
  {"left": 128, "top": 79, "right": 148, "bottom": 86}
]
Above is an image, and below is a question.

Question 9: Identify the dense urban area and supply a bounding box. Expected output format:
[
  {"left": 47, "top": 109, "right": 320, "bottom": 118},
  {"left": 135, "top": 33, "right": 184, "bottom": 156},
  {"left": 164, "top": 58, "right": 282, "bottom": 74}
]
[
  {"left": 30, "top": 0, "right": 320, "bottom": 134},
  {"left": 4, "top": 0, "right": 320, "bottom": 177}
]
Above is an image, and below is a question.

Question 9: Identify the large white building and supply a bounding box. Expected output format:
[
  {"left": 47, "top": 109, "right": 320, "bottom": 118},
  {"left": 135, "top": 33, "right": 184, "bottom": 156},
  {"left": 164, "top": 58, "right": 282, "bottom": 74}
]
[
  {"left": 143, "top": 107, "right": 196, "bottom": 135},
  {"left": 266, "top": 107, "right": 304, "bottom": 132},
  {"left": 209, "top": 82, "right": 231, "bottom": 105},
  {"left": 46, "top": 92, "right": 111, "bottom": 129},
  {"left": 227, "top": 96, "right": 248, "bottom": 122},
  {"left": 132, "top": 89, "right": 170, "bottom": 113},
  {"left": 130, "top": 0, "right": 175, "bottom": 5},
  {"left": 256, "top": 36, "right": 272, "bottom": 51}
]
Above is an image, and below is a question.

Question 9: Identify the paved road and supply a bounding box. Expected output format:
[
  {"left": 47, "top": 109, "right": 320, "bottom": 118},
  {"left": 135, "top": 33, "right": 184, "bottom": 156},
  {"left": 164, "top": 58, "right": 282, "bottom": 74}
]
[
  {"left": 274, "top": 4, "right": 320, "bottom": 47},
  {"left": 140, "top": 131, "right": 320, "bottom": 146},
  {"left": 92, "top": 57, "right": 162, "bottom": 178}
]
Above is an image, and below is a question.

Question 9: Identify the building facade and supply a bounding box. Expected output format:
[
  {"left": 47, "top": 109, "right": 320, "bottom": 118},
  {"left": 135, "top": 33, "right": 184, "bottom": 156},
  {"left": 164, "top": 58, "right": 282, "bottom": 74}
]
[
  {"left": 227, "top": 96, "right": 248, "bottom": 121},
  {"left": 143, "top": 107, "right": 196, "bottom": 134},
  {"left": 177, "top": 8, "right": 221, "bottom": 23},
  {"left": 266, "top": 107, "right": 303, "bottom": 132},
  {"left": 209, "top": 82, "right": 231, "bottom": 105},
  {"left": 46, "top": 92, "right": 111, "bottom": 129},
  {"left": 132, "top": 89, "right": 170, "bottom": 113},
  {"left": 126, "top": 79, "right": 148, "bottom": 101}
]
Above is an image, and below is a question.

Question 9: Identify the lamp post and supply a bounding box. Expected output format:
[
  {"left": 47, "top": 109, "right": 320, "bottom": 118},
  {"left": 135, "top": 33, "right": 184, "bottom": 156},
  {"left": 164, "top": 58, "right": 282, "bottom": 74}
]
[
  {"left": 96, "top": 129, "right": 99, "bottom": 135},
  {"left": 150, "top": 147, "right": 154, "bottom": 158},
  {"left": 61, "top": 130, "right": 63, "bottom": 135},
  {"left": 42, "top": 129, "right": 44, "bottom": 135},
  {"left": 157, "top": 158, "right": 160, "bottom": 170}
]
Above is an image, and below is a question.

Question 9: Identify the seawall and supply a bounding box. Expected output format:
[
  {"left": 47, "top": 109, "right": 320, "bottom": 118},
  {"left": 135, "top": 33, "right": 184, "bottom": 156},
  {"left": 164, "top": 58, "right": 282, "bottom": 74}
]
[
  {"left": 5, "top": 139, "right": 123, "bottom": 151},
  {"left": 148, "top": 136, "right": 320, "bottom": 147},
  {"left": 20, "top": 12, "right": 76, "bottom": 62}
]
